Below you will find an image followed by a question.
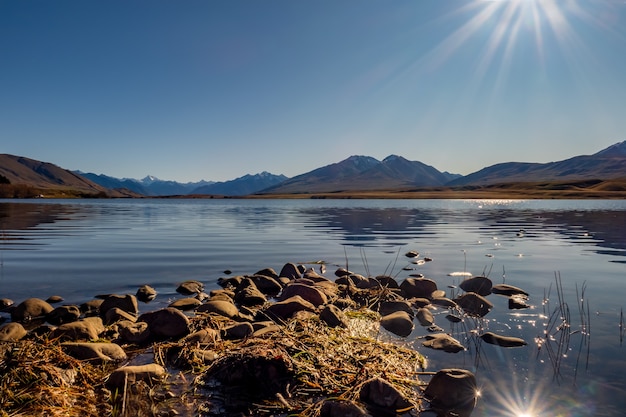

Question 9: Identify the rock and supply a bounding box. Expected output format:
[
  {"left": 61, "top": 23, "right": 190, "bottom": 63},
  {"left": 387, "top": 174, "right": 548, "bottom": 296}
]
[
  {"left": 196, "top": 300, "right": 239, "bottom": 318},
  {"left": 222, "top": 322, "right": 254, "bottom": 340},
  {"left": 400, "top": 278, "right": 438, "bottom": 299},
  {"left": 278, "top": 263, "right": 301, "bottom": 280},
  {"left": 431, "top": 290, "right": 446, "bottom": 299},
  {"left": 424, "top": 369, "right": 478, "bottom": 417},
  {"left": 217, "top": 275, "right": 243, "bottom": 289},
  {"left": 117, "top": 320, "right": 150, "bottom": 344},
  {"left": 480, "top": 331, "right": 527, "bottom": 347},
  {"left": 46, "top": 305, "right": 81, "bottom": 325},
  {"left": 491, "top": 283, "right": 529, "bottom": 297},
  {"left": 380, "top": 311, "right": 414, "bottom": 337},
  {"left": 183, "top": 328, "right": 220, "bottom": 345},
  {"left": 279, "top": 283, "right": 327, "bottom": 307},
  {"left": 210, "top": 289, "right": 235, "bottom": 299},
  {"left": 249, "top": 274, "right": 283, "bottom": 296},
  {"left": 265, "top": 295, "right": 316, "bottom": 321},
  {"left": 80, "top": 299, "right": 103, "bottom": 316},
  {"left": 169, "top": 297, "right": 202, "bottom": 311},
  {"left": 422, "top": 333, "right": 465, "bottom": 353},
  {"left": 255, "top": 267, "right": 279, "bottom": 279},
  {"left": 99, "top": 294, "right": 138, "bottom": 319},
  {"left": 459, "top": 276, "right": 493, "bottom": 296},
  {"left": 319, "top": 304, "right": 349, "bottom": 328},
  {"left": 136, "top": 285, "right": 157, "bottom": 303},
  {"left": 46, "top": 295, "right": 64, "bottom": 304},
  {"left": 176, "top": 280, "right": 204, "bottom": 295},
  {"left": 251, "top": 322, "right": 281, "bottom": 337},
  {"left": 431, "top": 297, "right": 457, "bottom": 308},
  {"left": 455, "top": 292, "right": 493, "bottom": 317},
  {"left": 508, "top": 295, "right": 530, "bottom": 309},
  {"left": 0, "top": 322, "right": 27, "bottom": 341},
  {"left": 106, "top": 364, "right": 166, "bottom": 390},
  {"left": 374, "top": 275, "right": 399, "bottom": 288},
  {"left": 334, "top": 267, "right": 352, "bottom": 277},
  {"left": 378, "top": 300, "right": 414, "bottom": 318},
  {"left": 416, "top": 308, "right": 434, "bottom": 327},
  {"left": 302, "top": 268, "right": 328, "bottom": 282},
  {"left": 138, "top": 308, "right": 190, "bottom": 341},
  {"left": 105, "top": 307, "right": 137, "bottom": 325},
  {"left": 51, "top": 317, "right": 105, "bottom": 341},
  {"left": 405, "top": 250, "right": 420, "bottom": 258},
  {"left": 359, "top": 376, "right": 412, "bottom": 411},
  {"left": 445, "top": 314, "right": 463, "bottom": 323},
  {"left": 320, "top": 399, "right": 369, "bottom": 417},
  {"left": 0, "top": 298, "right": 14, "bottom": 311},
  {"left": 411, "top": 298, "right": 431, "bottom": 308},
  {"left": 11, "top": 298, "right": 54, "bottom": 322},
  {"left": 62, "top": 342, "right": 127, "bottom": 363},
  {"left": 234, "top": 283, "right": 268, "bottom": 307}
]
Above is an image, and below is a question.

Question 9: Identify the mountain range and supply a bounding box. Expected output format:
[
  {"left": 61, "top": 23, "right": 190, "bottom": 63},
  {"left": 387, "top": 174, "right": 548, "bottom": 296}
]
[{"left": 1, "top": 140, "right": 625, "bottom": 197}]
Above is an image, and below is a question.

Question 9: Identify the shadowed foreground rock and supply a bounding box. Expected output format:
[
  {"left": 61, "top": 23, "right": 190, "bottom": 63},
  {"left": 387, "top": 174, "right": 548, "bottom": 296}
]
[{"left": 424, "top": 368, "right": 478, "bottom": 417}]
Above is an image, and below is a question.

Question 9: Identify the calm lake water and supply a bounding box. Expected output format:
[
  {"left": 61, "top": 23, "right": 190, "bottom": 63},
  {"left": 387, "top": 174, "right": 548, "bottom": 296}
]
[{"left": 1, "top": 198, "right": 625, "bottom": 416}]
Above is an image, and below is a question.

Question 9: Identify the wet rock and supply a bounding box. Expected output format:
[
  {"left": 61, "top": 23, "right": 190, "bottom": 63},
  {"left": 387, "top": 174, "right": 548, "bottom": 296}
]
[
  {"left": 279, "top": 283, "right": 327, "bottom": 306},
  {"left": 196, "top": 299, "right": 239, "bottom": 318},
  {"left": 455, "top": 292, "right": 493, "bottom": 317},
  {"left": 106, "top": 364, "right": 166, "bottom": 390},
  {"left": 255, "top": 267, "right": 280, "bottom": 279},
  {"left": 320, "top": 399, "right": 369, "bottom": 417},
  {"left": 380, "top": 311, "right": 414, "bottom": 337},
  {"left": 105, "top": 307, "right": 137, "bottom": 325},
  {"left": 491, "top": 283, "right": 529, "bottom": 297},
  {"left": 278, "top": 263, "right": 301, "bottom": 280},
  {"left": 138, "top": 307, "right": 190, "bottom": 341},
  {"left": 508, "top": 295, "right": 530, "bottom": 310},
  {"left": 99, "top": 294, "right": 138, "bottom": 319},
  {"left": 0, "top": 322, "right": 27, "bottom": 341},
  {"left": 400, "top": 278, "right": 437, "bottom": 299},
  {"left": 424, "top": 369, "right": 477, "bottom": 417},
  {"left": 359, "top": 376, "right": 412, "bottom": 412},
  {"left": 176, "top": 280, "right": 204, "bottom": 295},
  {"left": 459, "top": 276, "right": 493, "bottom": 296},
  {"left": 51, "top": 317, "right": 105, "bottom": 341},
  {"left": 445, "top": 314, "right": 463, "bottom": 323},
  {"left": 431, "top": 297, "right": 458, "bottom": 308},
  {"left": 422, "top": 333, "right": 465, "bottom": 353},
  {"left": 46, "top": 295, "right": 64, "bottom": 304},
  {"left": 378, "top": 300, "right": 414, "bottom": 318},
  {"left": 46, "top": 305, "right": 81, "bottom": 325},
  {"left": 62, "top": 342, "right": 127, "bottom": 363},
  {"left": 222, "top": 322, "right": 254, "bottom": 340},
  {"left": 265, "top": 295, "right": 316, "bottom": 321},
  {"left": 405, "top": 250, "right": 420, "bottom": 258},
  {"left": 11, "top": 298, "right": 54, "bottom": 322},
  {"left": 136, "top": 285, "right": 157, "bottom": 303},
  {"left": 117, "top": 320, "right": 150, "bottom": 344},
  {"left": 480, "top": 331, "right": 527, "bottom": 347},
  {"left": 416, "top": 308, "right": 434, "bottom": 327},
  {"left": 217, "top": 275, "right": 243, "bottom": 289},
  {"left": 319, "top": 304, "right": 349, "bottom": 328},
  {"left": 183, "top": 328, "right": 220, "bottom": 345},
  {"left": 169, "top": 297, "right": 202, "bottom": 311}
]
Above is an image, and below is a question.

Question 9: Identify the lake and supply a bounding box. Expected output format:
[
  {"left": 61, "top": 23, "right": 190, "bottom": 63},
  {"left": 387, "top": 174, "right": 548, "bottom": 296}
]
[{"left": 1, "top": 198, "right": 625, "bottom": 416}]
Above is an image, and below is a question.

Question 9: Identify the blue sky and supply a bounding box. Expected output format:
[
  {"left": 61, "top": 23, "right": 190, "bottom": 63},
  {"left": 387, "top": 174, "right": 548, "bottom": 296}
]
[{"left": 2, "top": 0, "right": 625, "bottom": 182}]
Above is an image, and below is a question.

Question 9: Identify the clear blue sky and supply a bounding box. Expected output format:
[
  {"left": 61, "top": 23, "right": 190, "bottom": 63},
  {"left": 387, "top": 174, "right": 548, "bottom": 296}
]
[{"left": 2, "top": 0, "right": 625, "bottom": 182}]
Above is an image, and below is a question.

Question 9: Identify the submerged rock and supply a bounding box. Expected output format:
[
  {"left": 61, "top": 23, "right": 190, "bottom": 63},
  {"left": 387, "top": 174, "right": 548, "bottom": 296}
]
[
  {"left": 480, "top": 331, "right": 527, "bottom": 347},
  {"left": 455, "top": 292, "right": 493, "bottom": 317},
  {"left": 491, "top": 283, "right": 529, "bottom": 297}
]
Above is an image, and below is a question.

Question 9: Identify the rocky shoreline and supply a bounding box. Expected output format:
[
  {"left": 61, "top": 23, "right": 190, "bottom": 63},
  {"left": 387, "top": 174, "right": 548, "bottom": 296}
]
[{"left": 0, "top": 258, "right": 529, "bottom": 417}]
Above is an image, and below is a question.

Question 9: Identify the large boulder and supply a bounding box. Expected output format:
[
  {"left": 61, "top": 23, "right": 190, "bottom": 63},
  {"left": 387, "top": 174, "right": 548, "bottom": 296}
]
[
  {"left": 62, "top": 342, "right": 127, "bottom": 363},
  {"left": 138, "top": 308, "right": 190, "bottom": 341},
  {"left": 248, "top": 274, "right": 283, "bottom": 296},
  {"left": 11, "top": 298, "right": 54, "bottom": 322}
]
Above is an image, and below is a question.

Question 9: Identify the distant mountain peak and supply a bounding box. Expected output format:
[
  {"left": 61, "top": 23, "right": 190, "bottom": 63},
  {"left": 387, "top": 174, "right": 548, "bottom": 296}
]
[{"left": 595, "top": 140, "right": 626, "bottom": 157}]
